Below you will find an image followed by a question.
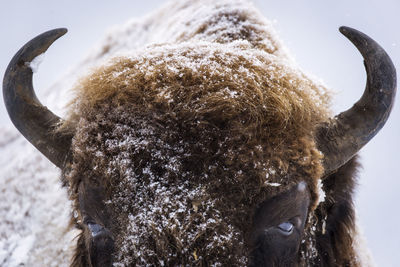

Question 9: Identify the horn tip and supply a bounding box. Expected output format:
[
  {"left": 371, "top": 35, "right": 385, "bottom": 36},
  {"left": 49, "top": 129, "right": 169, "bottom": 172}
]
[
  {"left": 339, "top": 26, "right": 357, "bottom": 37},
  {"left": 58, "top": 27, "right": 68, "bottom": 34},
  {"left": 339, "top": 26, "right": 348, "bottom": 33},
  {"left": 50, "top": 28, "right": 68, "bottom": 39}
]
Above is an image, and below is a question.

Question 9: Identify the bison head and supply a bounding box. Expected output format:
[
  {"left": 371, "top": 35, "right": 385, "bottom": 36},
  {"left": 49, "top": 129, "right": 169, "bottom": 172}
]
[{"left": 3, "top": 26, "right": 396, "bottom": 266}]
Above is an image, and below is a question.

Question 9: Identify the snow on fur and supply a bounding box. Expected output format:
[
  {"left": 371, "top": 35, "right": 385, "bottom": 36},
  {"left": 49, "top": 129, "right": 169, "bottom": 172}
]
[
  {"left": 66, "top": 0, "right": 330, "bottom": 265},
  {"left": 0, "top": 0, "right": 374, "bottom": 265}
]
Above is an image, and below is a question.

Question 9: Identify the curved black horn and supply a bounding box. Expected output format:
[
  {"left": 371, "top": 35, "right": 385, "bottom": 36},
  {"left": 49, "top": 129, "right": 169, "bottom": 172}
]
[
  {"left": 3, "top": 28, "right": 72, "bottom": 168},
  {"left": 316, "top": 26, "right": 397, "bottom": 177}
]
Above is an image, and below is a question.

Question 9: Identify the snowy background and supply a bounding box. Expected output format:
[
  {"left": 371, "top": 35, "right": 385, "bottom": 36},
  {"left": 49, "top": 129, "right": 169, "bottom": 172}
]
[{"left": 0, "top": 0, "right": 399, "bottom": 266}]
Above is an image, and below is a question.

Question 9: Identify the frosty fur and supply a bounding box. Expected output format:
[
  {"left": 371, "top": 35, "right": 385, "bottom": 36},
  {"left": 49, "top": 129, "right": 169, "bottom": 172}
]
[{"left": 56, "top": 0, "right": 365, "bottom": 266}]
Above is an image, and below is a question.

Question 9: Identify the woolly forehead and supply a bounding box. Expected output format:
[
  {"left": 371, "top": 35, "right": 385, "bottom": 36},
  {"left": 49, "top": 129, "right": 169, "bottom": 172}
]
[
  {"left": 70, "top": 41, "right": 328, "bottom": 204},
  {"left": 71, "top": 42, "right": 329, "bottom": 135}
]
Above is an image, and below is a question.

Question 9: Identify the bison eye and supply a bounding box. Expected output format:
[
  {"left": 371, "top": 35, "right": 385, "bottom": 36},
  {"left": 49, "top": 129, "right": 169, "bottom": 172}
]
[{"left": 277, "top": 221, "right": 293, "bottom": 235}]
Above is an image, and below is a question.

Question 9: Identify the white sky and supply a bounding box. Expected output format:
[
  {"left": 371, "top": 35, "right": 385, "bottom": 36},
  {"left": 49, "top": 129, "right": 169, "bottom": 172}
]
[{"left": 0, "top": 1, "right": 399, "bottom": 266}]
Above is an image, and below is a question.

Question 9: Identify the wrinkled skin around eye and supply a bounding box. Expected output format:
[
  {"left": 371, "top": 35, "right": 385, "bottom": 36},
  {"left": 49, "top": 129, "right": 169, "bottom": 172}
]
[{"left": 248, "top": 182, "right": 310, "bottom": 267}]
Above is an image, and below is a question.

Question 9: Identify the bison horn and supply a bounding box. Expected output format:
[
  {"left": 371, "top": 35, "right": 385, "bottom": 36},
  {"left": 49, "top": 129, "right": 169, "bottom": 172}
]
[
  {"left": 3, "top": 28, "right": 72, "bottom": 168},
  {"left": 316, "top": 26, "right": 397, "bottom": 177}
]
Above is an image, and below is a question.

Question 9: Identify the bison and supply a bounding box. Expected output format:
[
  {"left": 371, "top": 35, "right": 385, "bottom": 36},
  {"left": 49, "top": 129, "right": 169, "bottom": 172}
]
[{"left": 3, "top": 0, "right": 396, "bottom": 266}]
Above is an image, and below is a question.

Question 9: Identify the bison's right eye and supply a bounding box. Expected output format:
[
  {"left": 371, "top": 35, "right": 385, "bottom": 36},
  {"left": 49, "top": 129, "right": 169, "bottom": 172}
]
[{"left": 277, "top": 221, "right": 293, "bottom": 235}]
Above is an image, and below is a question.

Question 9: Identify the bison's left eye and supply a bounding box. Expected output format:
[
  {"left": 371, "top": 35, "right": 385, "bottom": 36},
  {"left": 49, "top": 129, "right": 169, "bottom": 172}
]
[
  {"left": 277, "top": 221, "right": 293, "bottom": 235},
  {"left": 249, "top": 182, "right": 310, "bottom": 266}
]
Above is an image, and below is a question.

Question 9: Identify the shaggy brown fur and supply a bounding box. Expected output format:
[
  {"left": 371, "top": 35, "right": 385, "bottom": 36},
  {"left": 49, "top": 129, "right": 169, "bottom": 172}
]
[{"left": 60, "top": 0, "right": 361, "bottom": 266}]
